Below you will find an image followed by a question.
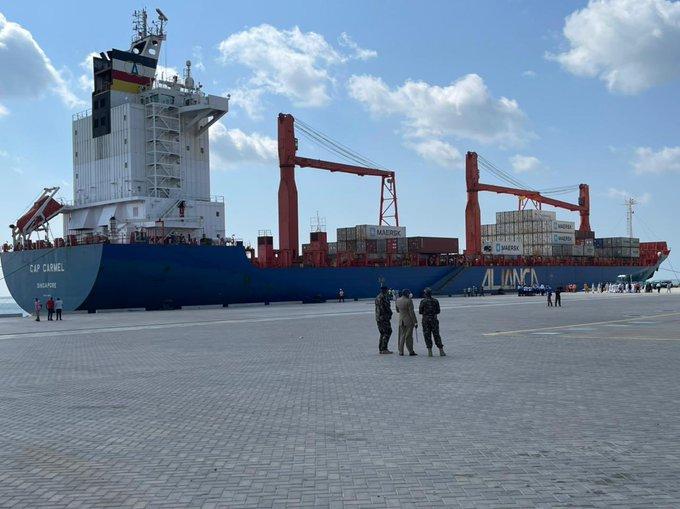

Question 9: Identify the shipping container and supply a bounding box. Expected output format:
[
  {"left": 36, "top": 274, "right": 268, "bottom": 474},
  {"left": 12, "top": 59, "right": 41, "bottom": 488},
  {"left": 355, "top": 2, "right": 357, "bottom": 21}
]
[
  {"left": 355, "top": 224, "right": 406, "bottom": 240},
  {"left": 550, "top": 232, "right": 575, "bottom": 245},
  {"left": 328, "top": 242, "right": 337, "bottom": 255},
  {"left": 583, "top": 245, "right": 595, "bottom": 256},
  {"left": 551, "top": 220, "right": 575, "bottom": 232},
  {"left": 407, "top": 236, "right": 459, "bottom": 254},
  {"left": 483, "top": 240, "right": 523, "bottom": 256}
]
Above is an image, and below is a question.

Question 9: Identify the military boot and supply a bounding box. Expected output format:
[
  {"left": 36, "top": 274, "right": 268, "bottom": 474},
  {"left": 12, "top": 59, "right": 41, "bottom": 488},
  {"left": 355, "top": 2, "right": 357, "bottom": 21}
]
[
  {"left": 439, "top": 347, "right": 446, "bottom": 357},
  {"left": 427, "top": 348, "right": 433, "bottom": 357}
]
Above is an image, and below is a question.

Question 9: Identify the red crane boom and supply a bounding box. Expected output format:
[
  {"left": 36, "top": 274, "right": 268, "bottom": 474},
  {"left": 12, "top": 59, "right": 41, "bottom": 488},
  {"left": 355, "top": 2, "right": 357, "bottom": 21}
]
[
  {"left": 465, "top": 151, "right": 592, "bottom": 255},
  {"left": 277, "top": 113, "right": 399, "bottom": 262}
]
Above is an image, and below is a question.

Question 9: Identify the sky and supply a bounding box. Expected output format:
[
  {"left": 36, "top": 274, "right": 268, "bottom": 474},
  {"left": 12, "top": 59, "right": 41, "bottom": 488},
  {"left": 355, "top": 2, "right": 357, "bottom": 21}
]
[{"left": 1, "top": 0, "right": 680, "bottom": 296}]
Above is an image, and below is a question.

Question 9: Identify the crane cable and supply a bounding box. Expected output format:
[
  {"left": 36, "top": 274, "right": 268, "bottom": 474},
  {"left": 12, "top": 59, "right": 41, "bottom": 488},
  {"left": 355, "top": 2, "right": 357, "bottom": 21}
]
[
  {"left": 295, "top": 118, "right": 386, "bottom": 170},
  {"left": 477, "top": 155, "right": 579, "bottom": 198}
]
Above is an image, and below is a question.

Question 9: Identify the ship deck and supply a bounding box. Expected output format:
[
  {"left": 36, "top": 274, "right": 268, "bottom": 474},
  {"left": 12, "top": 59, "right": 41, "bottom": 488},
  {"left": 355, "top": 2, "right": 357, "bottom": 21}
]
[{"left": 1, "top": 291, "right": 680, "bottom": 507}]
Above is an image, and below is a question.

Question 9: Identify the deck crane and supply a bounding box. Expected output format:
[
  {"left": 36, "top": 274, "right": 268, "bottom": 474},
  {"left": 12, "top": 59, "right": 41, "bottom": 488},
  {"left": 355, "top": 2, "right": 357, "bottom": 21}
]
[
  {"left": 277, "top": 113, "right": 399, "bottom": 265},
  {"left": 464, "top": 152, "right": 592, "bottom": 255}
]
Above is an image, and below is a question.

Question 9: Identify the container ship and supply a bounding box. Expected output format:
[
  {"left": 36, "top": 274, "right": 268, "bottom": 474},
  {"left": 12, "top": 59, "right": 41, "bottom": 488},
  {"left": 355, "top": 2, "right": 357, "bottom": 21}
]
[{"left": 0, "top": 10, "right": 670, "bottom": 314}]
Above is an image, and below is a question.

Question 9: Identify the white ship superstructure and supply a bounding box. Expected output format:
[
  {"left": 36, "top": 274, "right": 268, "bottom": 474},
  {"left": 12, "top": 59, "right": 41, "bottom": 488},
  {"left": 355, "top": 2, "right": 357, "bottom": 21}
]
[{"left": 65, "top": 9, "right": 228, "bottom": 241}]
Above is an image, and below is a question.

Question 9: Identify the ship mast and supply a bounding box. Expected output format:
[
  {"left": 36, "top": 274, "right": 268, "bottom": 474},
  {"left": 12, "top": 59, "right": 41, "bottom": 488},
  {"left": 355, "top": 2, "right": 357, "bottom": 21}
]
[{"left": 625, "top": 197, "right": 636, "bottom": 238}]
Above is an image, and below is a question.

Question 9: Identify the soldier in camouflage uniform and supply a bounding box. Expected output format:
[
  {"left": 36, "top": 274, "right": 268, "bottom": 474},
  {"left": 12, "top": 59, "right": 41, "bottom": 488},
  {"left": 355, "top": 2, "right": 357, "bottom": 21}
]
[
  {"left": 375, "top": 285, "right": 394, "bottom": 354},
  {"left": 418, "top": 287, "right": 446, "bottom": 357}
]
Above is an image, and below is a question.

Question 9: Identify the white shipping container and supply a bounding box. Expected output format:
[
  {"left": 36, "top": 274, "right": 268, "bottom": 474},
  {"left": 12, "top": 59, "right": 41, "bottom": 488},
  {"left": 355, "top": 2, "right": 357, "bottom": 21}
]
[
  {"left": 550, "top": 232, "right": 575, "bottom": 245},
  {"left": 354, "top": 224, "right": 406, "bottom": 239},
  {"left": 551, "top": 220, "right": 575, "bottom": 232},
  {"left": 532, "top": 210, "right": 557, "bottom": 221},
  {"left": 483, "top": 240, "right": 523, "bottom": 256}
]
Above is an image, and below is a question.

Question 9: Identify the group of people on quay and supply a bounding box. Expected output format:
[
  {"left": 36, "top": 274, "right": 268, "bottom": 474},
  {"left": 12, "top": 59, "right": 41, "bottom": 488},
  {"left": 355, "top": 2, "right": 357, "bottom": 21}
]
[{"left": 374, "top": 286, "right": 446, "bottom": 357}]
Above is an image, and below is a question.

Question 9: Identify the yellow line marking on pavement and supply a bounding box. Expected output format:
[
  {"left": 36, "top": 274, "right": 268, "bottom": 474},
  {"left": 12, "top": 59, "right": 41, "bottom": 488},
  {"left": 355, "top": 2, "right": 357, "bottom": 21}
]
[{"left": 483, "top": 311, "right": 680, "bottom": 337}]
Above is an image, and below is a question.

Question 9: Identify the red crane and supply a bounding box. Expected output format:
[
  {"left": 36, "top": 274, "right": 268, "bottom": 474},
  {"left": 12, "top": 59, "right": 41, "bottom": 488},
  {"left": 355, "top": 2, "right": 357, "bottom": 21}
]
[
  {"left": 277, "top": 113, "right": 399, "bottom": 262},
  {"left": 465, "top": 151, "right": 592, "bottom": 255}
]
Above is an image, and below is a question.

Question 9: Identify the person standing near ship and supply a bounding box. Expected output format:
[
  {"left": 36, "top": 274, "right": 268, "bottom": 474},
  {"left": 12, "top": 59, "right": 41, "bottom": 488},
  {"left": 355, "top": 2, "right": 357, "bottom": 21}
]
[
  {"left": 419, "top": 288, "right": 446, "bottom": 357},
  {"left": 546, "top": 288, "right": 553, "bottom": 307},
  {"left": 55, "top": 297, "right": 63, "bottom": 320},
  {"left": 396, "top": 289, "right": 418, "bottom": 356},
  {"left": 33, "top": 298, "right": 42, "bottom": 321},
  {"left": 375, "top": 285, "right": 393, "bottom": 354},
  {"left": 555, "top": 287, "right": 562, "bottom": 307},
  {"left": 46, "top": 296, "right": 55, "bottom": 321},
  {"left": 338, "top": 288, "right": 345, "bottom": 303}
]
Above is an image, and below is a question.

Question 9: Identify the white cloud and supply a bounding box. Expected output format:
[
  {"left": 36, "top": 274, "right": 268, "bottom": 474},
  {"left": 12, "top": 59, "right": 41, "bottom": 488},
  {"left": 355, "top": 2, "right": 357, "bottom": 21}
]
[
  {"left": 548, "top": 0, "right": 680, "bottom": 94},
  {"left": 218, "top": 24, "right": 376, "bottom": 115},
  {"left": 522, "top": 70, "right": 537, "bottom": 78},
  {"left": 632, "top": 146, "right": 680, "bottom": 174},
  {"left": 410, "top": 140, "right": 463, "bottom": 169},
  {"left": 209, "top": 122, "right": 277, "bottom": 170},
  {"left": 607, "top": 187, "right": 650, "bottom": 204},
  {"left": 155, "top": 64, "right": 180, "bottom": 81},
  {"left": 227, "top": 87, "right": 266, "bottom": 119},
  {"left": 0, "top": 103, "right": 8, "bottom": 117},
  {"left": 348, "top": 73, "right": 530, "bottom": 146},
  {"left": 510, "top": 154, "right": 541, "bottom": 173},
  {"left": 192, "top": 45, "right": 205, "bottom": 71},
  {"left": 338, "top": 32, "right": 377, "bottom": 61},
  {"left": 77, "top": 52, "right": 99, "bottom": 92},
  {"left": 0, "top": 12, "right": 85, "bottom": 109}
]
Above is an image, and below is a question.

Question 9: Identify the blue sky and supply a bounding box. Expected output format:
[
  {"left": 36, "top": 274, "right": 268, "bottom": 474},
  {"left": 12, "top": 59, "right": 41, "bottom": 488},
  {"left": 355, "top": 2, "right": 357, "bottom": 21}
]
[{"left": 2, "top": 0, "right": 680, "bottom": 295}]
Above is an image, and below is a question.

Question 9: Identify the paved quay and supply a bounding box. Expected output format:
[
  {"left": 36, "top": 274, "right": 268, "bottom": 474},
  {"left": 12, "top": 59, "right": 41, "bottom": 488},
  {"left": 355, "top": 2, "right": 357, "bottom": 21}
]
[{"left": 0, "top": 291, "right": 679, "bottom": 508}]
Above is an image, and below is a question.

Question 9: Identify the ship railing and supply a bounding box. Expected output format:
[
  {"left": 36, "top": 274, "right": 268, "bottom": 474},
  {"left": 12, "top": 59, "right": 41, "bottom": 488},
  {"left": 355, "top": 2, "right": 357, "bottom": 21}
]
[{"left": 72, "top": 109, "right": 92, "bottom": 121}]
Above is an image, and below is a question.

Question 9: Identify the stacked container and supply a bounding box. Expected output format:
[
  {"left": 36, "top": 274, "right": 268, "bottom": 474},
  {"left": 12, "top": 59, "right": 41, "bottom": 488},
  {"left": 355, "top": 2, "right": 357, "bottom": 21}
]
[
  {"left": 594, "top": 237, "right": 640, "bottom": 258},
  {"left": 481, "top": 209, "right": 583, "bottom": 257}
]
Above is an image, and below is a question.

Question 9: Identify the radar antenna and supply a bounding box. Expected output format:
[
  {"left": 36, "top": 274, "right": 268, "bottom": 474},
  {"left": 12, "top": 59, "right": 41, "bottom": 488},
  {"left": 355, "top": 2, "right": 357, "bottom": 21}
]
[{"left": 154, "top": 8, "right": 168, "bottom": 36}]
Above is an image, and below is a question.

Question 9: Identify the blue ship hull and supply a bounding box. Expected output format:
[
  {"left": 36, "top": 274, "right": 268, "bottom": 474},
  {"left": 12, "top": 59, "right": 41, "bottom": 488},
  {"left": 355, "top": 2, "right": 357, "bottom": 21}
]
[{"left": 1, "top": 244, "right": 662, "bottom": 313}]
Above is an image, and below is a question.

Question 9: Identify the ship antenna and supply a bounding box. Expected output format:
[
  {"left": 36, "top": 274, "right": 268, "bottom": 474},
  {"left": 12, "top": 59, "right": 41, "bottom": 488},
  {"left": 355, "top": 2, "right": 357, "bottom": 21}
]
[
  {"left": 625, "top": 197, "right": 636, "bottom": 238},
  {"left": 310, "top": 211, "right": 326, "bottom": 233},
  {"left": 132, "top": 9, "right": 148, "bottom": 42}
]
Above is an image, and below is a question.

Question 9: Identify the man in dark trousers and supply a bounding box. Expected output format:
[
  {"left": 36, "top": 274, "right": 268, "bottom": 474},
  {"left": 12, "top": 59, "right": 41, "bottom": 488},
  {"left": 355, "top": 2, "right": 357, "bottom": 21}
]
[
  {"left": 546, "top": 288, "right": 553, "bottom": 307},
  {"left": 555, "top": 286, "right": 562, "bottom": 307},
  {"left": 46, "top": 296, "right": 55, "bottom": 321},
  {"left": 375, "top": 285, "right": 393, "bottom": 354},
  {"left": 419, "top": 288, "right": 446, "bottom": 357}
]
